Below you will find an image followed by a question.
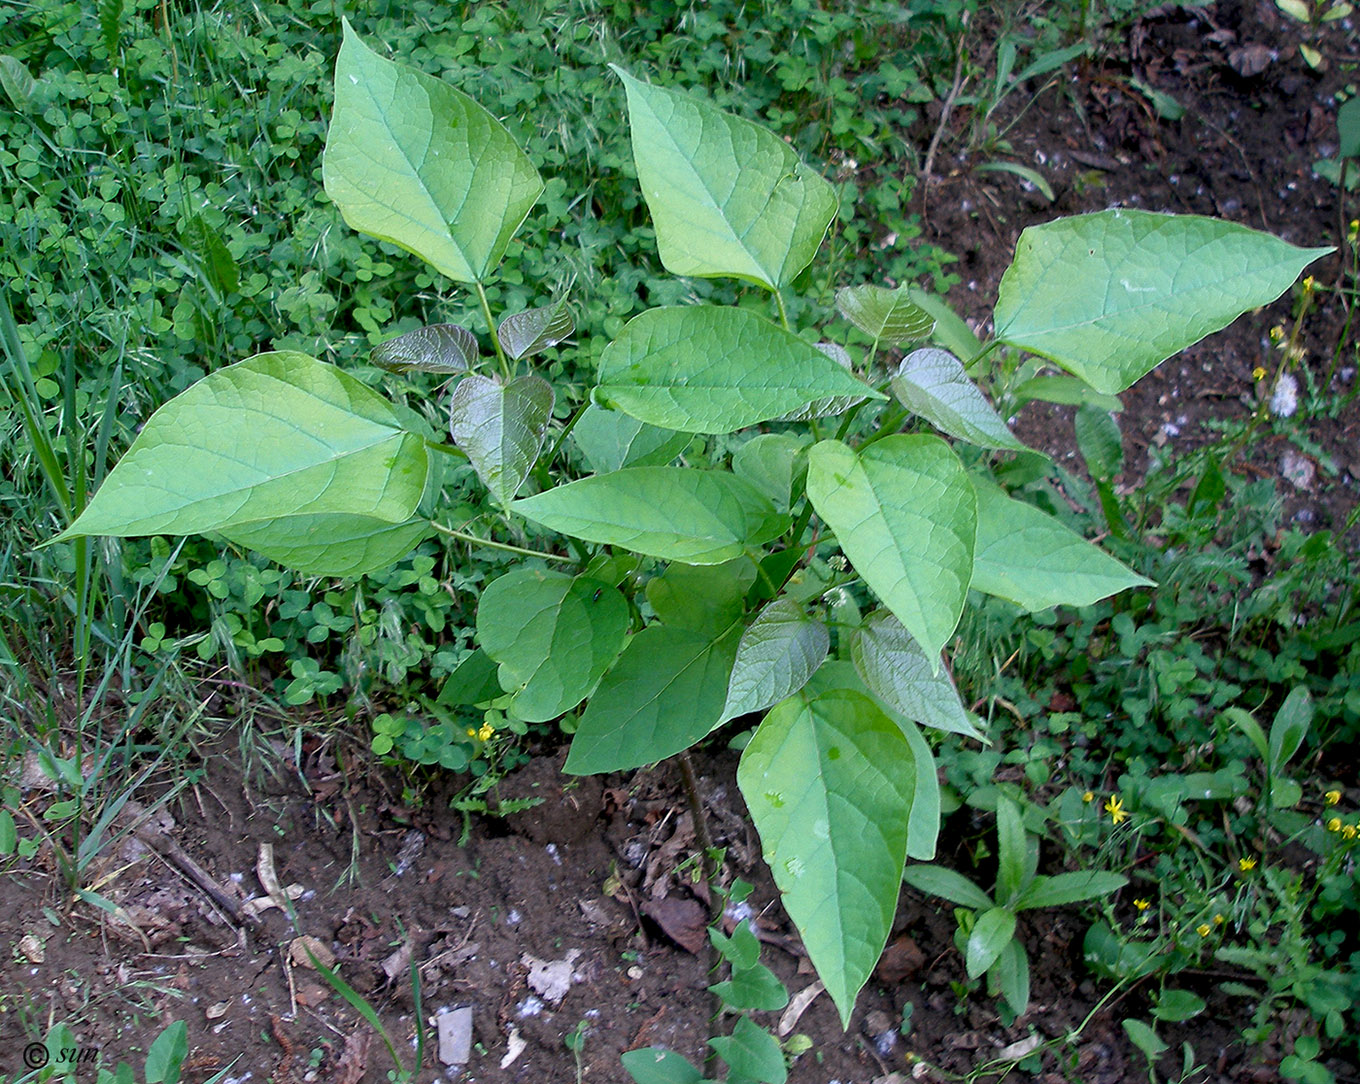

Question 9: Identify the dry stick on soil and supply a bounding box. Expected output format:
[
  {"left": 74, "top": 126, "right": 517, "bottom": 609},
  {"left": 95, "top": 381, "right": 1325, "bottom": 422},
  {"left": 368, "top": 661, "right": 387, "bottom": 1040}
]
[{"left": 920, "top": 35, "right": 969, "bottom": 229}]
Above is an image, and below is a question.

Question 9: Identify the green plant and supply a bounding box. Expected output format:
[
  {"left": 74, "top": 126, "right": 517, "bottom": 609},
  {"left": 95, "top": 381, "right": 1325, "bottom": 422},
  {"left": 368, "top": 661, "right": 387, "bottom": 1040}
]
[
  {"left": 50, "top": 20, "right": 1329, "bottom": 1029},
  {"left": 4, "top": 1021, "right": 231, "bottom": 1084},
  {"left": 904, "top": 794, "right": 1126, "bottom": 1018}
]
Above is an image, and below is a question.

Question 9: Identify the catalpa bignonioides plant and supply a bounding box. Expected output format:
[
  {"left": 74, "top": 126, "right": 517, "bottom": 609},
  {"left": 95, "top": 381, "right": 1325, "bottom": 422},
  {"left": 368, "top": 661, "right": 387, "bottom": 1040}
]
[{"left": 56, "top": 20, "right": 1330, "bottom": 1026}]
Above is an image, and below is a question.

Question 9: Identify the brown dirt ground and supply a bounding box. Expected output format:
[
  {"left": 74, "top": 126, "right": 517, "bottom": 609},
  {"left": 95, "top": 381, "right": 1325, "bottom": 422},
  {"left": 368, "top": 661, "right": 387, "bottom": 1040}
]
[{"left": 4, "top": 3, "right": 1358, "bottom": 1083}]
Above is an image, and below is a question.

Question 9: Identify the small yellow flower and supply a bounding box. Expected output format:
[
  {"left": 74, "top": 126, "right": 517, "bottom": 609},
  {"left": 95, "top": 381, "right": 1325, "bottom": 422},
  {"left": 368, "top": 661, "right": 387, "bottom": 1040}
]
[
  {"left": 1349, "top": 219, "right": 1359, "bottom": 243},
  {"left": 1104, "top": 795, "right": 1127, "bottom": 824},
  {"left": 1326, "top": 789, "right": 1342, "bottom": 806},
  {"left": 1082, "top": 791, "right": 1094, "bottom": 804},
  {"left": 1343, "top": 825, "right": 1357, "bottom": 841},
  {"left": 1269, "top": 325, "right": 1285, "bottom": 344},
  {"left": 1213, "top": 914, "right": 1225, "bottom": 926},
  {"left": 1196, "top": 923, "right": 1212, "bottom": 938},
  {"left": 477, "top": 722, "right": 495, "bottom": 742},
  {"left": 1302, "top": 275, "right": 1315, "bottom": 293},
  {"left": 1133, "top": 898, "right": 1151, "bottom": 912},
  {"left": 465, "top": 727, "right": 478, "bottom": 738},
  {"left": 1252, "top": 366, "right": 1267, "bottom": 381},
  {"left": 1238, "top": 857, "right": 1257, "bottom": 872},
  {"left": 1327, "top": 817, "right": 1342, "bottom": 832}
]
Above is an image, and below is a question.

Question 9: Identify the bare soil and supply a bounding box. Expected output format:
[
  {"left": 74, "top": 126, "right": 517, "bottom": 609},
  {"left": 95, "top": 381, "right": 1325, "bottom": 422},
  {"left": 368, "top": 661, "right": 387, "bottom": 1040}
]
[{"left": 4, "top": 4, "right": 1358, "bottom": 1083}]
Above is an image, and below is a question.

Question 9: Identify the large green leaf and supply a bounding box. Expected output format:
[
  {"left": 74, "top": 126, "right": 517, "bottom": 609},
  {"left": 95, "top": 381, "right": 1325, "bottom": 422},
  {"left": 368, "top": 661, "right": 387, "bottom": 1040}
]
[
  {"left": 221, "top": 514, "right": 429, "bottom": 578},
  {"left": 836, "top": 284, "right": 935, "bottom": 347},
  {"left": 890, "top": 348, "right": 1030, "bottom": 452},
  {"left": 971, "top": 477, "right": 1152, "bottom": 611},
  {"left": 613, "top": 66, "right": 837, "bottom": 290},
  {"left": 476, "top": 570, "right": 629, "bottom": 722},
  {"left": 720, "top": 598, "right": 829, "bottom": 723},
  {"left": 738, "top": 689, "right": 915, "bottom": 1027},
  {"left": 570, "top": 404, "right": 690, "bottom": 474},
  {"left": 993, "top": 211, "right": 1332, "bottom": 394},
  {"left": 322, "top": 19, "right": 543, "bottom": 283},
  {"left": 807, "top": 437, "right": 975, "bottom": 661},
  {"left": 851, "top": 610, "right": 983, "bottom": 740},
  {"left": 566, "top": 625, "right": 740, "bottom": 773},
  {"left": 595, "top": 306, "right": 879, "bottom": 435},
  {"left": 60, "top": 352, "right": 429, "bottom": 542},
  {"left": 646, "top": 559, "right": 754, "bottom": 636},
  {"left": 512, "top": 467, "right": 787, "bottom": 565},
  {"left": 448, "top": 373, "right": 553, "bottom": 508}
]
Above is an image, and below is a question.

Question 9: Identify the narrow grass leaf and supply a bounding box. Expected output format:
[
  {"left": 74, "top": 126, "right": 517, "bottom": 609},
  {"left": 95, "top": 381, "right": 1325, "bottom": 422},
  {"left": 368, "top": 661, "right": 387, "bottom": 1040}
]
[{"left": 994, "top": 210, "right": 1332, "bottom": 393}]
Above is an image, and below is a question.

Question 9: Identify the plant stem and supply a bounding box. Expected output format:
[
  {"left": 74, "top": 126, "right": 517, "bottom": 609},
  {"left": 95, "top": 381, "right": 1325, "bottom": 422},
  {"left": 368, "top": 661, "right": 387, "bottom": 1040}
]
[
  {"left": 474, "top": 280, "right": 509, "bottom": 378},
  {"left": 774, "top": 288, "right": 791, "bottom": 331},
  {"left": 430, "top": 521, "right": 573, "bottom": 564},
  {"left": 677, "top": 751, "right": 721, "bottom": 920}
]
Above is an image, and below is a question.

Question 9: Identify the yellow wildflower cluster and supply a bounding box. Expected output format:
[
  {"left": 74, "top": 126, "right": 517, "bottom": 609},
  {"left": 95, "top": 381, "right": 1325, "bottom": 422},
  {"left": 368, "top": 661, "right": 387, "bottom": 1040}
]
[
  {"left": 1104, "top": 795, "right": 1127, "bottom": 824},
  {"left": 465, "top": 722, "right": 496, "bottom": 742},
  {"left": 1238, "top": 857, "right": 1257, "bottom": 872}
]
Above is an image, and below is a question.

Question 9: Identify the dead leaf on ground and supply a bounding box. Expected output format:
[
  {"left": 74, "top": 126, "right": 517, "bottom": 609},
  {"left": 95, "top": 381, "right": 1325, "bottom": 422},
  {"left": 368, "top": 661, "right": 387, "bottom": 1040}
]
[
  {"left": 334, "top": 1031, "right": 370, "bottom": 1084},
  {"left": 641, "top": 896, "right": 706, "bottom": 954},
  {"left": 288, "top": 935, "right": 334, "bottom": 970}
]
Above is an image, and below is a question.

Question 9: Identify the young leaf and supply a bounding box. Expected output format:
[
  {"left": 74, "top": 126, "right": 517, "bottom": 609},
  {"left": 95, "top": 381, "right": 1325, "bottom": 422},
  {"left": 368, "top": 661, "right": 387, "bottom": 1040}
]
[
  {"left": 965, "top": 907, "right": 1017, "bottom": 979},
  {"left": 145, "top": 1022, "right": 188, "bottom": 1084},
  {"left": 711, "top": 923, "right": 761, "bottom": 970},
  {"left": 322, "top": 19, "right": 544, "bottom": 283},
  {"left": 970, "top": 476, "right": 1152, "bottom": 611},
  {"left": 890, "top": 348, "right": 1030, "bottom": 452},
  {"left": 1014, "top": 871, "right": 1127, "bottom": 911},
  {"left": 994, "top": 210, "right": 1332, "bottom": 394},
  {"left": 1153, "top": 989, "right": 1206, "bottom": 1023},
  {"left": 498, "top": 301, "right": 574, "bottom": 360},
  {"left": 1123, "top": 1019, "right": 1168, "bottom": 1061},
  {"left": 807, "top": 436, "right": 976, "bottom": 663},
  {"left": 221, "top": 514, "right": 430, "bottom": 578},
  {"left": 738, "top": 689, "right": 915, "bottom": 1027},
  {"left": 621, "top": 1048, "right": 712, "bottom": 1084},
  {"left": 0, "top": 55, "right": 40, "bottom": 112},
  {"left": 710, "top": 963, "right": 789, "bottom": 1012},
  {"left": 902, "top": 864, "right": 993, "bottom": 909},
  {"left": 612, "top": 65, "right": 837, "bottom": 290},
  {"left": 995, "top": 795, "right": 1027, "bottom": 907},
  {"left": 850, "top": 611, "right": 982, "bottom": 739},
  {"left": 707, "top": 1017, "right": 787, "bottom": 1084},
  {"left": 512, "top": 467, "right": 787, "bottom": 565},
  {"left": 372, "top": 323, "right": 478, "bottom": 374},
  {"left": 449, "top": 373, "right": 554, "bottom": 507},
  {"left": 476, "top": 570, "right": 629, "bottom": 722},
  {"left": 58, "top": 352, "right": 430, "bottom": 541},
  {"left": 720, "top": 598, "right": 830, "bottom": 723},
  {"left": 596, "top": 306, "right": 879, "bottom": 435},
  {"left": 570, "top": 404, "right": 690, "bottom": 473},
  {"left": 836, "top": 284, "right": 935, "bottom": 346},
  {"left": 565, "top": 624, "right": 741, "bottom": 774},
  {"left": 993, "top": 939, "right": 1031, "bottom": 1016}
]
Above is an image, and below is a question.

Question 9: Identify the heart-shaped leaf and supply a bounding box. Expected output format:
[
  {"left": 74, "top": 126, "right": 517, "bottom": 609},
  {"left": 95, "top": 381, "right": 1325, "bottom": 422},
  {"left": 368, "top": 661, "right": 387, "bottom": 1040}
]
[
  {"left": 322, "top": 19, "right": 543, "bottom": 283},
  {"left": 449, "top": 373, "right": 554, "bottom": 507},
  {"left": 738, "top": 689, "right": 915, "bottom": 1027},
  {"left": 851, "top": 611, "right": 982, "bottom": 739},
  {"left": 890, "top": 348, "right": 1030, "bottom": 452},
  {"left": 372, "top": 323, "right": 478, "bottom": 374},
  {"left": 994, "top": 210, "right": 1332, "bottom": 394},
  {"left": 221, "top": 514, "right": 429, "bottom": 578},
  {"left": 476, "top": 569, "right": 628, "bottom": 722},
  {"left": 836, "top": 284, "right": 935, "bottom": 346},
  {"left": 60, "top": 352, "right": 430, "bottom": 542},
  {"left": 512, "top": 467, "right": 787, "bottom": 565},
  {"left": 613, "top": 66, "right": 837, "bottom": 290},
  {"left": 596, "top": 306, "right": 879, "bottom": 435},
  {"left": 970, "top": 477, "right": 1152, "bottom": 610},
  {"left": 566, "top": 624, "right": 741, "bottom": 773},
  {"left": 498, "top": 301, "right": 574, "bottom": 360},
  {"left": 807, "top": 437, "right": 976, "bottom": 662}
]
